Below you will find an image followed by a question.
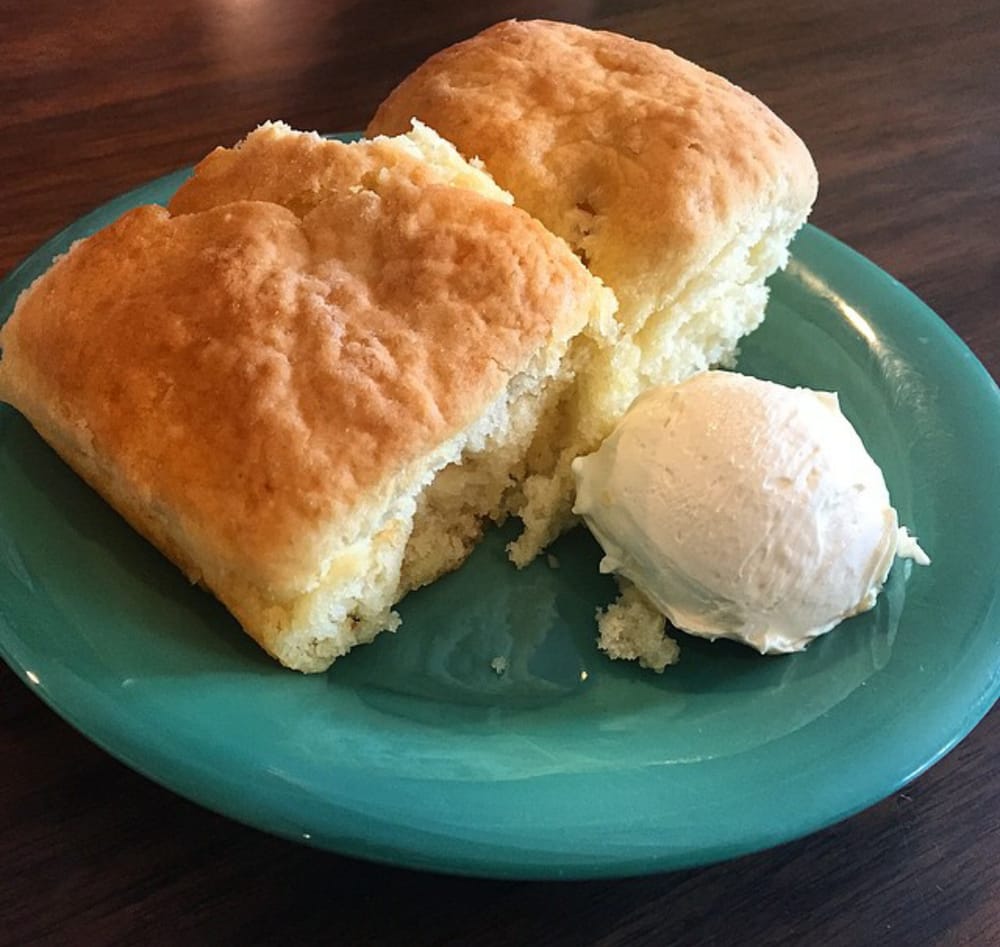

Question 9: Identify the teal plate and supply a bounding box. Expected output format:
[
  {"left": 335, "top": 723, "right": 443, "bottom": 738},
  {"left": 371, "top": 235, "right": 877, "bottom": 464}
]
[{"left": 1, "top": 153, "right": 998, "bottom": 880}]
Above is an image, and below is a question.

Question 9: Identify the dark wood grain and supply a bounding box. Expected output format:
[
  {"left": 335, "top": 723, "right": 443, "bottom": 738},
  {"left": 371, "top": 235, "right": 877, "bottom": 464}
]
[{"left": 1, "top": 1, "right": 996, "bottom": 944}]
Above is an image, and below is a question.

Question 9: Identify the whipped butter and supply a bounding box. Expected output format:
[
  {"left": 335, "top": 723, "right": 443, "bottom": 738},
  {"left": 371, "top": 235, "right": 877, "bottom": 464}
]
[{"left": 572, "top": 371, "right": 929, "bottom": 655}]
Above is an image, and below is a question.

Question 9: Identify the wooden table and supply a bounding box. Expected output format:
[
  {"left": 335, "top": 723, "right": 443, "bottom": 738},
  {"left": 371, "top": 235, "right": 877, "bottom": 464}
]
[{"left": 2, "top": 2, "right": 996, "bottom": 943}]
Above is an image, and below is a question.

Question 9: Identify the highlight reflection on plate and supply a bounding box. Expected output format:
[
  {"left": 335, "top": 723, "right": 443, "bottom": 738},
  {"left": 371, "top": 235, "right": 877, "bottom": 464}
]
[{"left": 0, "top": 144, "right": 998, "bottom": 879}]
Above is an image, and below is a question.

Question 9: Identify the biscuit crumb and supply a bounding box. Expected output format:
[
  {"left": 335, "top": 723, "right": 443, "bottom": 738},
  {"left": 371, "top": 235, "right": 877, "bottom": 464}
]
[{"left": 597, "top": 585, "right": 679, "bottom": 673}]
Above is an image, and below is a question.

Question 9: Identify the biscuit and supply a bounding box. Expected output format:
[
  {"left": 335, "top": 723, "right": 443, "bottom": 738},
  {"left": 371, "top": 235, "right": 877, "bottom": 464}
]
[
  {"left": 369, "top": 21, "right": 818, "bottom": 557},
  {"left": 0, "top": 124, "right": 614, "bottom": 671}
]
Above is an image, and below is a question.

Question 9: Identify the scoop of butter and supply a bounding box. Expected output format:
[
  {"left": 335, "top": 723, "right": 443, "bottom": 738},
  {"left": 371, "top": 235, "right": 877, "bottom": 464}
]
[{"left": 572, "top": 371, "right": 929, "bottom": 656}]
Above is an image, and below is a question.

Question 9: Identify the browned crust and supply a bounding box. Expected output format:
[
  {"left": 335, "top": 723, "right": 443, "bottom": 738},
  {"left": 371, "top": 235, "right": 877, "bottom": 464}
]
[
  {"left": 0, "top": 174, "right": 596, "bottom": 611},
  {"left": 368, "top": 20, "right": 818, "bottom": 302}
]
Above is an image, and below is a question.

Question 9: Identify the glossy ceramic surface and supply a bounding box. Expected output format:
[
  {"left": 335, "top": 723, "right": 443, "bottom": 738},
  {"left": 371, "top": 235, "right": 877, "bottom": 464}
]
[{"left": 1, "top": 157, "right": 997, "bottom": 879}]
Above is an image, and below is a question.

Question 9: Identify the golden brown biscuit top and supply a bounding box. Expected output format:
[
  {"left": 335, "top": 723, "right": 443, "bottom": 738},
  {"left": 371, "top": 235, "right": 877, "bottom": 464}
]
[
  {"left": 368, "top": 20, "right": 818, "bottom": 313},
  {"left": 169, "top": 120, "right": 511, "bottom": 218},
  {"left": 0, "top": 176, "right": 594, "bottom": 600}
]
